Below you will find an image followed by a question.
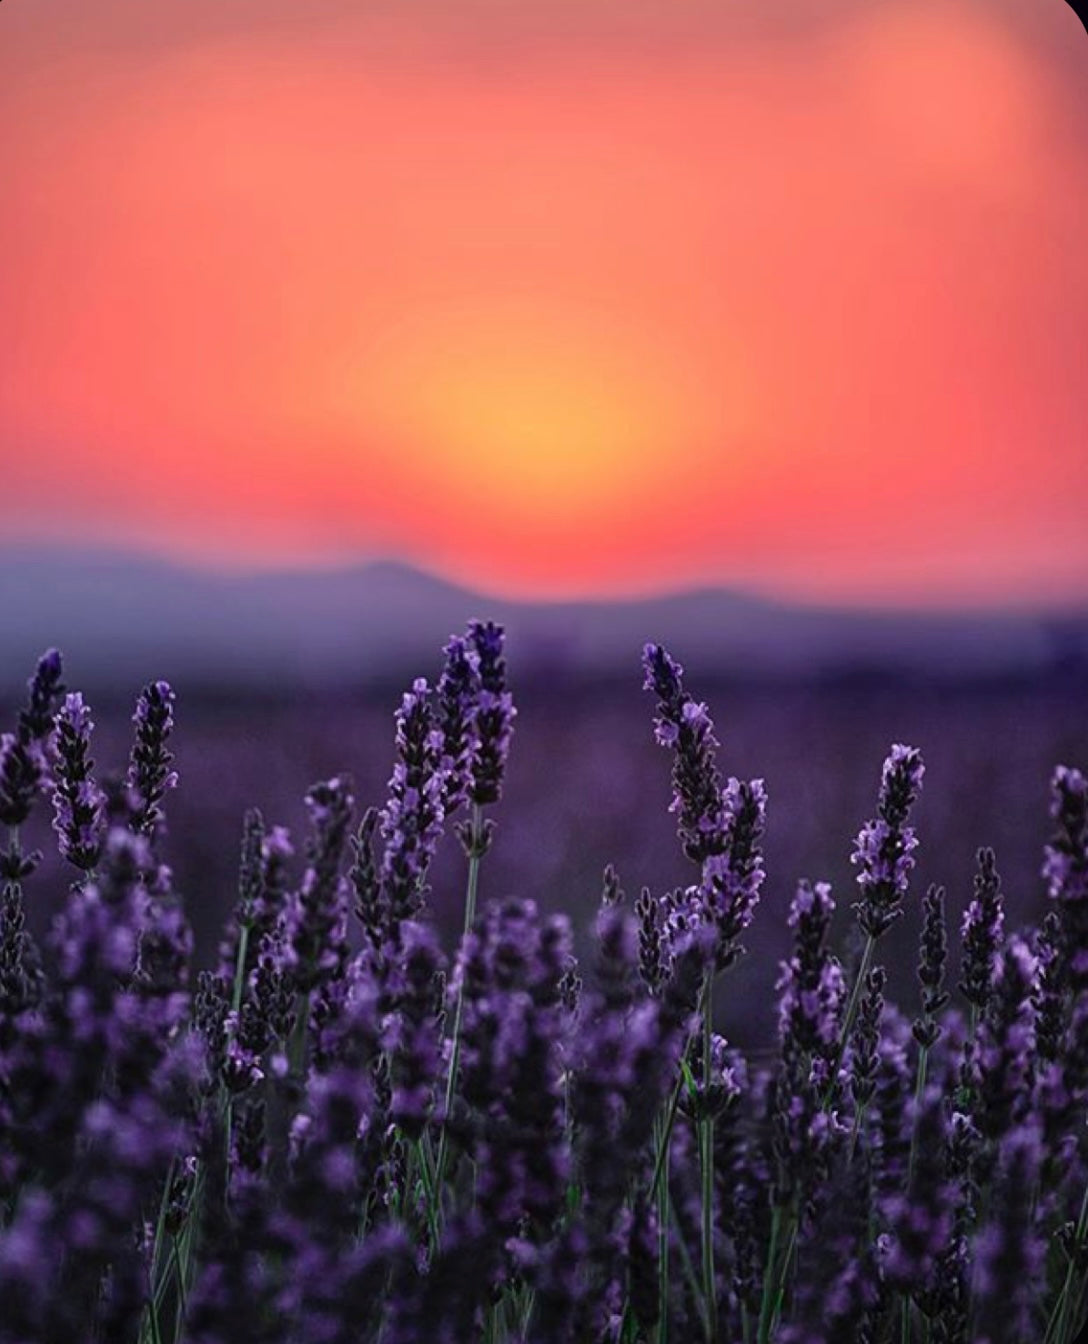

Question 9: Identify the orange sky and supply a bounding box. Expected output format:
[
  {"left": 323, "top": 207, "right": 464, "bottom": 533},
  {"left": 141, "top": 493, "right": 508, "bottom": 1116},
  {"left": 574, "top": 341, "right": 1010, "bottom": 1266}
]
[{"left": 1, "top": 0, "right": 1087, "bottom": 606}]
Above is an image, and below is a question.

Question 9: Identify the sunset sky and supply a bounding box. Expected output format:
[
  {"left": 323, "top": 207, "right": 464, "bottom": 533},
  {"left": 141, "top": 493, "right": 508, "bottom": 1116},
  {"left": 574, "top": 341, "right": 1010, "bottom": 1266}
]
[{"left": 2, "top": 0, "right": 1086, "bottom": 606}]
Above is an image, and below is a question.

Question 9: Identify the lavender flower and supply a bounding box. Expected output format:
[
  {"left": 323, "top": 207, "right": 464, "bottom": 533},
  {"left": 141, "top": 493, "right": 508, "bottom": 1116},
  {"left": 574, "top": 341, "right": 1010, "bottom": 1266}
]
[
  {"left": 378, "top": 681, "right": 446, "bottom": 936},
  {"left": 287, "top": 776, "right": 354, "bottom": 993},
  {"left": 958, "top": 847, "right": 1005, "bottom": 1017},
  {"left": 880, "top": 1088, "right": 955, "bottom": 1295},
  {"left": 642, "top": 643, "right": 726, "bottom": 864},
  {"left": 972, "top": 1122, "right": 1045, "bottom": 1343},
  {"left": 913, "top": 884, "right": 950, "bottom": 1049},
  {"left": 643, "top": 643, "right": 767, "bottom": 965},
  {"left": 851, "top": 743, "right": 924, "bottom": 939},
  {"left": 777, "top": 880, "right": 845, "bottom": 1067},
  {"left": 702, "top": 775, "right": 768, "bottom": 968},
  {"left": 635, "top": 885, "right": 666, "bottom": 996},
  {"left": 436, "top": 633, "right": 479, "bottom": 816},
  {"left": 0, "top": 649, "right": 64, "bottom": 830},
  {"left": 974, "top": 935, "right": 1037, "bottom": 1147},
  {"left": 1044, "top": 764, "right": 1088, "bottom": 990},
  {"left": 350, "top": 806, "right": 382, "bottom": 949},
  {"left": 465, "top": 620, "right": 515, "bottom": 809},
  {"left": 125, "top": 679, "right": 178, "bottom": 838},
  {"left": 0, "top": 736, "right": 44, "bottom": 833},
  {"left": 383, "top": 920, "right": 445, "bottom": 1139},
  {"left": 51, "top": 692, "right": 106, "bottom": 871},
  {"left": 848, "top": 965, "right": 887, "bottom": 1112}
]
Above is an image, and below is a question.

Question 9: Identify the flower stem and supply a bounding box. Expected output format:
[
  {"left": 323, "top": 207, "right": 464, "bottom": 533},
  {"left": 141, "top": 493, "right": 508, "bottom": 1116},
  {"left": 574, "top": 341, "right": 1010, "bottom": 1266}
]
[
  {"left": 655, "top": 1113, "right": 670, "bottom": 1344},
  {"left": 700, "top": 972, "right": 718, "bottom": 1342},
  {"left": 434, "top": 803, "right": 484, "bottom": 1202}
]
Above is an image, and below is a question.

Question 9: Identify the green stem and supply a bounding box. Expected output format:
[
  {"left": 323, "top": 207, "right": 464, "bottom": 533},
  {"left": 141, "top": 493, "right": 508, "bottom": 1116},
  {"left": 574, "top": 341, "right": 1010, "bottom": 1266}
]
[
  {"left": 434, "top": 804, "right": 484, "bottom": 1202},
  {"left": 700, "top": 973, "right": 718, "bottom": 1342},
  {"left": 669, "top": 1193, "right": 706, "bottom": 1326},
  {"left": 140, "top": 1156, "right": 177, "bottom": 1344},
  {"left": 1047, "top": 1183, "right": 1088, "bottom": 1344},
  {"left": 906, "top": 1043, "right": 930, "bottom": 1189},
  {"left": 656, "top": 1114, "right": 670, "bottom": 1344},
  {"left": 756, "top": 1204, "right": 783, "bottom": 1344},
  {"left": 648, "top": 978, "right": 710, "bottom": 1201},
  {"left": 822, "top": 934, "right": 875, "bottom": 1109}
]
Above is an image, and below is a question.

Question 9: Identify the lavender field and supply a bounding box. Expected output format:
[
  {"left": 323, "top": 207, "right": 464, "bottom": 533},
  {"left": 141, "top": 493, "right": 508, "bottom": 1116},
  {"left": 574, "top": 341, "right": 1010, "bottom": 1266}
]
[
  {"left": 1, "top": 632, "right": 1086, "bottom": 1342},
  {"left": 10, "top": 663, "right": 1083, "bottom": 1046}
]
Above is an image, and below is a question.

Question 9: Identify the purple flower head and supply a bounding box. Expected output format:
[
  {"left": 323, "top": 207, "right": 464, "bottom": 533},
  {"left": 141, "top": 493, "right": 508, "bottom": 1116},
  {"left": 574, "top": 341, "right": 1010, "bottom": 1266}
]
[
  {"left": 880, "top": 1087, "right": 955, "bottom": 1293},
  {"left": 777, "top": 880, "right": 844, "bottom": 1064},
  {"left": 642, "top": 642, "right": 726, "bottom": 864},
  {"left": 454, "top": 898, "right": 571, "bottom": 1244},
  {"left": 851, "top": 743, "right": 924, "bottom": 939},
  {"left": 286, "top": 775, "right": 354, "bottom": 992},
  {"left": 124, "top": 679, "right": 178, "bottom": 838},
  {"left": 975, "top": 934, "right": 1038, "bottom": 1145},
  {"left": 382, "top": 919, "right": 446, "bottom": 1138},
  {"left": 466, "top": 619, "right": 515, "bottom": 808},
  {"left": 958, "top": 847, "right": 1005, "bottom": 1015},
  {"left": 913, "top": 883, "right": 950, "bottom": 1048},
  {"left": 700, "top": 775, "right": 768, "bottom": 967},
  {"left": 594, "top": 899, "right": 639, "bottom": 1014},
  {"left": 971, "top": 1121, "right": 1045, "bottom": 1344},
  {"left": 51, "top": 692, "right": 106, "bottom": 871},
  {"left": 436, "top": 632, "right": 480, "bottom": 816},
  {"left": 18, "top": 648, "right": 65, "bottom": 742},
  {"left": 847, "top": 964, "right": 886, "bottom": 1109},
  {"left": 378, "top": 680, "right": 447, "bottom": 938},
  {"left": 635, "top": 885, "right": 666, "bottom": 996},
  {"left": 0, "top": 734, "right": 46, "bottom": 832},
  {"left": 1044, "top": 764, "right": 1088, "bottom": 990},
  {"left": 0, "top": 650, "right": 64, "bottom": 830},
  {"left": 1032, "top": 910, "right": 1068, "bottom": 1064}
]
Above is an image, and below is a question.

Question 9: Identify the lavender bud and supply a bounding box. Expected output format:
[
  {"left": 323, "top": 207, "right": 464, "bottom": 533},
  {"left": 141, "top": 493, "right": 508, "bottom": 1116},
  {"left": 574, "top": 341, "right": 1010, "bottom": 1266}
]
[
  {"left": 851, "top": 743, "right": 924, "bottom": 939},
  {"left": 51, "top": 693, "right": 106, "bottom": 871},
  {"left": 124, "top": 680, "right": 177, "bottom": 838},
  {"left": 436, "top": 633, "right": 479, "bottom": 816},
  {"left": 958, "top": 847, "right": 1005, "bottom": 1015},
  {"left": 466, "top": 620, "right": 515, "bottom": 807},
  {"left": 913, "top": 884, "right": 950, "bottom": 1048},
  {"left": 642, "top": 642, "right": 726, "bottom": 864},
  {"left": 635, "top": 886, "right": 666, "bottom": 997},
  {"left": 848, "top": 966, "right": 886, "bottom": 1110},
  {"left": 287, "top": 776, "right": 354, "bottom": 992},
  {"left": 18, "top": 648, "right": 65, "bottom": 743},
  {"left": 379, "top": 681, "right": 446, "bottom": 936},
  {"left": 1044, "top": 765, "right": 1088, "bottom": 991}
]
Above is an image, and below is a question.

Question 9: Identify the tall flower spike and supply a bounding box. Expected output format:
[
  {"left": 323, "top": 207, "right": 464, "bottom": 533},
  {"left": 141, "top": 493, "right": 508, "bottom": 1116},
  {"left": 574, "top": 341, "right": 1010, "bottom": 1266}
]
[
  {"left": 18, "top": 648, "right": 65, "bottom": 743},
  {"left": 777, "top": 880, "right": 844, "bottom": 1067},
  {"left": 51, "top": 693, "right": 106, "bottom": 872},
  {"left": 959, "top": 847, "right": 1005, "bottom": 1017},
  {"left": 436, "top": 633, "right": 479, "bottom": 816},
  {"left": 1043, "top": 765, "right": 1088, "bottom": 991},
  {"left": 642, "top": 642, "right": 726, "bottom": 864},
  {"left": 466, "top": 619, "right": 515, "bottom": 807},
  {"left": 288, "top": 776, "right": 354, "bottom": 993},
  {"left": 913, "top": 884, "right": 950, "bottom": 1049},
  {"left": 125, "top": 680, "right": 178, "bottom": 838},
  {"left": 701, "top": 775, "right": 767, "bottom": 967},
  {"left": 0, "top": 649, "right": 64, "bottom": 831},
  {"left": 851, "top": 743, "right": 924, "bottom": 939},
  {"left": 378, "top": 679, "right": 446, "bottom": 937}
]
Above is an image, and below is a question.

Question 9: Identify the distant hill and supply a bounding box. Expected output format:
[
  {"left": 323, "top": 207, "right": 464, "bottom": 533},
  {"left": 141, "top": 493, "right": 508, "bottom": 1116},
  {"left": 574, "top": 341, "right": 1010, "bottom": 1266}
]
[{"left": 1, "top": 546, "right": 1086, "bottom": 693}]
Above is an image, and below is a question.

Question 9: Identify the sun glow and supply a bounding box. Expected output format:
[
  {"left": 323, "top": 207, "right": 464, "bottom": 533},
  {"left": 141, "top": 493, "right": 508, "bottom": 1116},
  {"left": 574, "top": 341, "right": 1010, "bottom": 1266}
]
[{"left": 322, "top": 305, "right": 748, "bottom": 524}]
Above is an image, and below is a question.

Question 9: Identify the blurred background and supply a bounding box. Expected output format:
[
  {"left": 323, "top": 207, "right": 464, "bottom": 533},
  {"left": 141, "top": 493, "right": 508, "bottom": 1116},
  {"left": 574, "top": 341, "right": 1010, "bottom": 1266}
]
[{"left": 2, "top": 0, "right": 1086, "bottom": 1043}]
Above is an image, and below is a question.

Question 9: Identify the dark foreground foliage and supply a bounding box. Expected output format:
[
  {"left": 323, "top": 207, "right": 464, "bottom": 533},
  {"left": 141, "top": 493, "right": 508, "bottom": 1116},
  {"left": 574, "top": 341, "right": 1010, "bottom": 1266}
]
[{"left": 0, "top": 633, "right": 1086, "bottom": 1343}]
